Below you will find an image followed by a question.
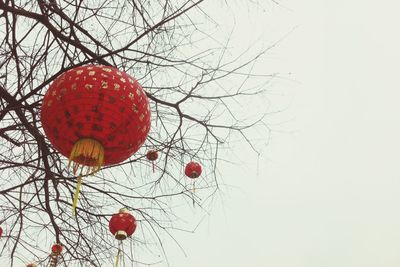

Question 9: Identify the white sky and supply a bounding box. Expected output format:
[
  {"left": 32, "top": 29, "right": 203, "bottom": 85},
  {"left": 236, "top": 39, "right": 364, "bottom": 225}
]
[
  {"left": 4, "top": 0, "right": 400, "bottom": 266},
  {"left": 164, "top": 1, "right": 400, "bottom": 266}
]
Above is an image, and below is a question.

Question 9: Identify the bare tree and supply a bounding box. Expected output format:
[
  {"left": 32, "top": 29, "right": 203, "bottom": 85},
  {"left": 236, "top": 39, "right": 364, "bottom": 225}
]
[{"left": 0, "top": 0, "right": 270, "bottom": 266}]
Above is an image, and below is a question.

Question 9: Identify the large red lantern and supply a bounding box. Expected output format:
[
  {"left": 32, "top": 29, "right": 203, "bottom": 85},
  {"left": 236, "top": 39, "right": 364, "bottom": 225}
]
[
  {"left": 185, "top": 161, "right": 202, "bottom": 179},
  {"left": 109, "top": 208, "right": 137, "bottom": 240},
  {"left": 41, "top": 65, "right": 151, "bottom": 212},
  {"left": 41, "top": 64, "right": 150, "bottom": 171}
]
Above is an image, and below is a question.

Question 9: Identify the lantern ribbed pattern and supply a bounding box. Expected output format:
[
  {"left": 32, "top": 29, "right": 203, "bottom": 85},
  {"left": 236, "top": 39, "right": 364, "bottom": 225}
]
[
  {"left": 41, "top": 65, "right": 151, "bottom": 168},
  {"left": 109, "top": 209, "right": 137, "bottom": 240},
  {"left": 185, "top": 161, "right": 202, "bottom": 178}
]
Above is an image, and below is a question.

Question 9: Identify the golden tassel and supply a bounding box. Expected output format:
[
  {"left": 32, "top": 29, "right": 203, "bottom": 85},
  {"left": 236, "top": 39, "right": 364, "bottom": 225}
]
[
  {"left": 192, "top": 182, "right": 196, "bottom": 207},
  {"left": 115, "top": 241, "right": 122, "bottom": 267},
  {"left": 68, "top": 138, "right": 104, "bottom": 175},
  {"left": 72, "top": 176, "right": 82, "bottom": 216},
  {"left": 68, "top": 138, "right": 105, "bottom": 214},
  {"left": 50, "top": 253, "right": 58, "bottom": 267}
]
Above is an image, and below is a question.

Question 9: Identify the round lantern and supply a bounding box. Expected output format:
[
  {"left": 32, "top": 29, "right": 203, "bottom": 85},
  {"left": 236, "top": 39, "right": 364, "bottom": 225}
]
[
  {"left": 185, "top": 161, "right": 202, "bottom": 179},
  {"left": 146, "top": 150, "right": 158, "bottom": 161},
  {"left": 109, "top": 208, "right": 137, "bottom": 240},
  {"left": 51, "top": 243, "right": 63, "bottom": 255},
  {"left": 146, "top": 150, "right": 158, "bottom": 172},
  {"left": 41, "top": 65, "right": 151, "bottom": 172},
  {"left": 50, "top": 243, "right": 63, "bottom": 267},
  {"left": 41, "top": 65, "right": 151, "bottom": 212}
]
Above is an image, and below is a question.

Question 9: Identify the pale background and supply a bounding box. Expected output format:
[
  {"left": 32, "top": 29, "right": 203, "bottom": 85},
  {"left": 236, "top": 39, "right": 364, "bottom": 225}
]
[
  {"left": 164, "top": 1, "right": 400, "bottom": 267},
  {"left": 4, "top": 0, "right": 400, "bottom": 266}
]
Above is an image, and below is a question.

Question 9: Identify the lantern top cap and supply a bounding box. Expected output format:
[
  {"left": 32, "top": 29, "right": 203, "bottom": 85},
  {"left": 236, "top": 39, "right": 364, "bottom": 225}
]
[{"left": 119, "top": 208, "right": 130, "bottom": 214}]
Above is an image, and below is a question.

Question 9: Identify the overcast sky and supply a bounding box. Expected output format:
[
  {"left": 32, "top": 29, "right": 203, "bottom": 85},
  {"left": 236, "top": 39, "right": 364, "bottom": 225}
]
[
  {"left": 3, "top": 0, "right": 400, "bottom": 266},
  {"left": 164, "top": 1, "right": 400, "bottom": 266}
]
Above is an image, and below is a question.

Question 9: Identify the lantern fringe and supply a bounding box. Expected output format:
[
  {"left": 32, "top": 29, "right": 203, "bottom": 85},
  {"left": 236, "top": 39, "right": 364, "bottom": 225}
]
[
  {"left": 72, "top": 176, "right": 82, "bottom": 216},
  {"left": 192, "top": 182, "right": 196, "bottom": 207},
  {"left": 115, "top": 240, "right": 122, "bottom": 267},
  {"left": 49, "top": 252, "right": 58, "bottom": 267},
  {"left": 68, "top": 138, "right": 104, "bottom": 175},
  {"left": 68, "top": 138, "right": 104, "bottom": 215}
]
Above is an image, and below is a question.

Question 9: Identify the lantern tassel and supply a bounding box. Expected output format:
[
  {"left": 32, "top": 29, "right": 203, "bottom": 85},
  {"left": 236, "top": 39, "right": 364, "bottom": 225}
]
[
  {"left": 115, "top": 250, "right": 120, "bottom": 267},
  {"left": 152, "top": 161, "right": 155, "bottom": 173},
  {"left": 115, "top": 241, "right": 122, "bottom": 267},
  {"left": 50, "top": 253, "right": 58, "bottom": 267},
  {"left": 68, "top": 138, "right": 104, "bottom": 176},
  {"left": 192, "top": 182, "right": 196, "bottom": 207},
  {"left": 72, "top": 176, "right": 82, "bottom": 216}
]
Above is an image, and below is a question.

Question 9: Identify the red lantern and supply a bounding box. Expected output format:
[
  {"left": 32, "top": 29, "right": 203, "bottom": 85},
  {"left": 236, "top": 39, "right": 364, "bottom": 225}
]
[
  {"left": 51, "top": 243, "right": 63, "bottom": 255},
  {"left": 146, "top": 150, "right": 158, "bottom": 161},
  {"left": 146, "top": 150, "right": 158, "bottom": 172},
  {"left": 185, "top": 161, "right": 202, "bottom": 179},
  {"left": 26, "top": 264, "right": 37, "bottom": 267},
  {"left": 109, "top": 208, "right": 137, "bottom": 240},
  {"left": 50, "top": 243, "right": 63, "bottom": 267},
  {"left": 41, "top": 65, "right": 151, "bottom": 171},
  {"left": 41, "top": 65, "right": 151, "bottom": 212}
]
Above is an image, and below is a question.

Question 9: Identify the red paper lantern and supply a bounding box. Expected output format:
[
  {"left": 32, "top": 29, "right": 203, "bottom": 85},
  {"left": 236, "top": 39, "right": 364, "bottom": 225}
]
[
  {"left": 41, "top": 64, "right": 151, "bottom": 174},
  {"left": 185, "top": 161, "right": 202, "bottom": 179},
  {"left": 49, "top": 243, "right": 63, "bottom": 267},
  {"left": 26, "top": 264, "right": 37, "bottom": 267},
  {"left": 146, "top": 150, "right": 158, "bottom": 172},
  {"left": 146, "top": 150, "right": 158, "bottom": 161},
  {"left": 109, "top": 208, "right": 137, "bottom": 240},
  {"left": 51, "top": 243, "right": 63, "bottom": 255}
]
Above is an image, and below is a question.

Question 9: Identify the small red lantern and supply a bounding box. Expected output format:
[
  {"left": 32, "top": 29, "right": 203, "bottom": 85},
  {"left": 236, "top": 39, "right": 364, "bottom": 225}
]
[
  {"left": 146, "top": 150, "right": 158, "bottom": 172},
  {"left": 146, "top": 150, "right": 158, "bottom": 161},
  {"left": 51, "top": 243, "right": 63, "bottom": 255},
  {"left": 26, "top": 264, "right": 37, "bottom": 267},
  {"left": 50, "top": 243, "right": 63, "bottom": 267},
  {"left": 109, "top": 208, "right": 137, "bottom": 240},
  {"left": 41, "top": 65, "right": 151, "bottom": 212},
  {"left": 185, "top": 161, "right": 202, "bottom": 179}
]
